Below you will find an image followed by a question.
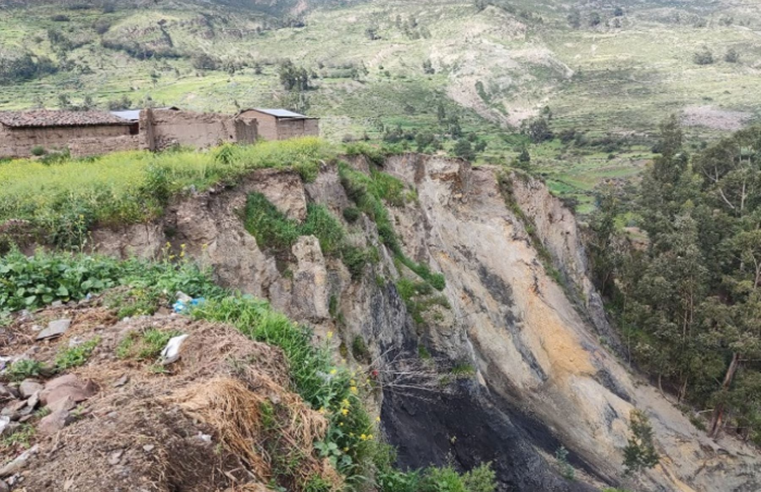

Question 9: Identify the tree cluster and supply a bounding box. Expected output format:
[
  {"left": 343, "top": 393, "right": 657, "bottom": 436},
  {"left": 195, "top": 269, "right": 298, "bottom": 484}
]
[
  {"left": 278, "top": 60, "right": 311, "bottom": 91},
  {"left": 589, "top": 117, "right": 761, "bottom": 443}
]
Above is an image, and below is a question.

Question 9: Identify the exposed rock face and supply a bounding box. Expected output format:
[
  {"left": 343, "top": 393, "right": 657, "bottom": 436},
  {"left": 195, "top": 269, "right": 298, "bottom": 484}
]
[{"left": 87, "top": 155, "right": 761, "bottom": 492}]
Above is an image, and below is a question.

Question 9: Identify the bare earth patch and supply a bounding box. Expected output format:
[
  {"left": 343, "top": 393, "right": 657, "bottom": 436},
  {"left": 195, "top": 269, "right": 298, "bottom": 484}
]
[{"left": 682, "top": 105, "right": 751, "bottom": 131}]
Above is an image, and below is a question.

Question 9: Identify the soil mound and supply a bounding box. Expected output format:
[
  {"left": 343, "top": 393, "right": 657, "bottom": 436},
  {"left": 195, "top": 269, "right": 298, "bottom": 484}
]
[{"left": 0, "top": 298, "right": 339, "bottom": 491}]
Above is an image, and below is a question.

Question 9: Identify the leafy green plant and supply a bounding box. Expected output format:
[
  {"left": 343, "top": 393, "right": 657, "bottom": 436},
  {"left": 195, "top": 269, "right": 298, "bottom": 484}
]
[
  {"left": 6, "top": 359, "right": 45, "bottom": 382},
  {"left": 1, "top": 423, "right": 35, "bottom": 449},
  {"left": 55, "top": 337, "right": 100, "bottom": 370}
]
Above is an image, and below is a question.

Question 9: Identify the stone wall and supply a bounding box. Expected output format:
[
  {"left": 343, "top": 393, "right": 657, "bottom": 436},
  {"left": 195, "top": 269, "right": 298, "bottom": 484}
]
[
  {"left": 141, "top": 108, "right": 257, "bottom": 151},
  {"left": 68, "top": 135, "right": 142, "bottom": 158},
  {"left": 0, "top": 124, "right": 130, "bottom": 158}
]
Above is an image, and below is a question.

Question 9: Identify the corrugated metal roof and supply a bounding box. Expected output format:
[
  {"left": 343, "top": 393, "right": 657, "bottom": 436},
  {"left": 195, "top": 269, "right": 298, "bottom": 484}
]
[
  {"left": 252, "top": 108, "right": 310, "bottom": 119},
  {"left": 0, "top": 110, "right": 129, "bottom": 128},
  {"left": 110, "top": 110, "right": 141, "bottom": 121}
]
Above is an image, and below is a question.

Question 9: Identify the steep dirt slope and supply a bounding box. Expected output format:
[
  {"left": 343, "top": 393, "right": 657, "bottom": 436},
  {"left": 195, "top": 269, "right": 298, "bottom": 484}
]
[{"left": 87, "top": 154, "right": 761, "bottom": 492}]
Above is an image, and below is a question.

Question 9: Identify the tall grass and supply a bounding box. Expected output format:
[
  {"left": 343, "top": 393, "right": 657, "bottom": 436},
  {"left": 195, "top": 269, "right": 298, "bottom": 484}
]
[{"left": 0, "top": 138, "right": 336, "bottom": 246}]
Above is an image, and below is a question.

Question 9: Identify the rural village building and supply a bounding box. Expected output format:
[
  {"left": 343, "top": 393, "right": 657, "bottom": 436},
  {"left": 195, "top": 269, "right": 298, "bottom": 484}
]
[
  {"left": 0, "top": 107, "right": 319, "bottom": 159},
  {"left": 0, "top": 110, "right": 133, "bottom": 159},
  {"left": 237, "top": 109, "right": 319, "bottom": 141}
]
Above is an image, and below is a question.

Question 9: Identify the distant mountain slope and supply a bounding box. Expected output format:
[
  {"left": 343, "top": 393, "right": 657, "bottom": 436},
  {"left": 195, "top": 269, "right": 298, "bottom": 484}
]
[{"left": 1, "top": 0, "right": 759, "bottom": 208}]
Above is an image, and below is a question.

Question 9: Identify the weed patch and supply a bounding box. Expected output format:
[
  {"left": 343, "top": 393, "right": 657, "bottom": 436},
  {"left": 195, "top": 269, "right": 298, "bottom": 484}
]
[{"left": 55, "top": 337, "right": 100, "bottom": 370}]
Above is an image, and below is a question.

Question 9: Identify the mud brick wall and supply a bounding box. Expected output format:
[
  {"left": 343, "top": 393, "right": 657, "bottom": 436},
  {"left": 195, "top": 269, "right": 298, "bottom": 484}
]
[
  {"left": 0, "top": 124, "right": 130, "bottom": 158},
  {"left": 68, "top": 135, "right": 141, "bottom": 158},
  {"left": 141, "top": 108, "right": 256, "bottom": 151}
]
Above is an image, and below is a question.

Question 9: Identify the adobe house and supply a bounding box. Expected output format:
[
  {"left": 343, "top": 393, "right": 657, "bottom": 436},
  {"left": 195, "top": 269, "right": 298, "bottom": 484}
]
[
  {"left": 0, "top": 110, "right": 132, "bottom": 158},
  {"left": 237, "top": 108, "right": 319, "bottom": 141},
  {"left": 140, "top": 107, "right": 258, "bottom": 151}
]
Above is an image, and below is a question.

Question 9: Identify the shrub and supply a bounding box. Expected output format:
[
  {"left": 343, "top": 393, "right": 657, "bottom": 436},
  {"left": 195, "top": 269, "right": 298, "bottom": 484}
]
[
  {"left": 343, "top": 207, "right": 361, "bottom": 223},
  {"left": 693, "top": 48, "right": 715, "bottom": 65},
  {"left": 30, "top": 146, "right": 46, "bottom": 156},
  {"left": 623, "top": 409, "right": 659, "bottom": 474}
]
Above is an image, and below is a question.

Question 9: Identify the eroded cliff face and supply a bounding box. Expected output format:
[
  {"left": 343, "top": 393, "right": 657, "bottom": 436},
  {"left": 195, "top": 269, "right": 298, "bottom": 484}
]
[{"left": 88, "top": 154, "right": 761, "bottom": 492}]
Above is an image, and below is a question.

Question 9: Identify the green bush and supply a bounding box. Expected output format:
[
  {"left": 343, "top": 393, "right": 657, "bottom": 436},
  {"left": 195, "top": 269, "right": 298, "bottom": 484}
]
[
  {"left": 343, "top": 207, "right": 361, "bottom": 223},
  {"left": 30, "top": 146, "right": 46, "bottom": 156}
]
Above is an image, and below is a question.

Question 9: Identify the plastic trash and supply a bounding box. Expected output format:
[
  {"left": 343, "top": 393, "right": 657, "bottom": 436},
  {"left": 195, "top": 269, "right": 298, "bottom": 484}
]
[
  {"left": 160, "top": 334, "right": 189, "bottom": 365},
  {"left": 172, "top": 297, "right": 205, "bottom": 314}
]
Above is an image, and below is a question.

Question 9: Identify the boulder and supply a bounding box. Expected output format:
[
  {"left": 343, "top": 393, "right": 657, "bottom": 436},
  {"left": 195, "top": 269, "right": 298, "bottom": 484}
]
[
  {"left": 39, "top": 374, "right": 97, "bottom": 407},
  {"left": 38, "top": 409, "right": 74, "bottom": 435},
  {"left": 18, "top": 380, "right": 43, "bottom": 399}
]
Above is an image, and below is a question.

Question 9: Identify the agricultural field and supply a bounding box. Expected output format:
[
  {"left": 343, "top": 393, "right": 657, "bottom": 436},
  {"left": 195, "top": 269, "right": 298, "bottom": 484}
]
[{"left": 0, "top": 0, "right": 760, "bottom": 211}]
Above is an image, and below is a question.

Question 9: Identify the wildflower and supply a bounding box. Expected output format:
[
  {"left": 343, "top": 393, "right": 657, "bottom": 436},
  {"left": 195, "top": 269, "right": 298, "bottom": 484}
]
[
  {"left": 344, "top": 447, "right": 349, "bottom": 452},
  {"left": 375, "top": 416, "right": 381, "bottom": 422},
  {"left": 350, "top": 386, "right": 358, "bottom": 394},
  {"left": 341, "top": 408, "right": 349, "bottom": 416},
  {"left": 341, "top": 399, "right": 350, "bottom": 408},
  {"left": 360, "top": 434, "right": 367, "bottom": 440},
  {"left": 327, "top": 331, "right": 334, "bottom": 340},
  {"left": 330, "top": 368, "right": 337, "bottom": 375},
  {"left": 349, "top": 432, "right": 354, "bottom": 437},
  {"left": 368, "top": 434, "right": 374, "bottom": 440},
  {"left": 318, "top": 408, "right": 326, "bottom": 414}
]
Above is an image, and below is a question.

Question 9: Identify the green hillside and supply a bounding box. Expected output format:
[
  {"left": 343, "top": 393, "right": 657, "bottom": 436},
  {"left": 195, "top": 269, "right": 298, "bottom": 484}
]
[{"left": 1, "top": 0, "right": 760, "bottom": 211}]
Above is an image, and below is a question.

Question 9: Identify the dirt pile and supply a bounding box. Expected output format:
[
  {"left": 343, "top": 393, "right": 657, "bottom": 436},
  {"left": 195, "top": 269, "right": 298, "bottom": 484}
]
[{"left": 0, "top": 298, "right": 339, "bottom": 492}]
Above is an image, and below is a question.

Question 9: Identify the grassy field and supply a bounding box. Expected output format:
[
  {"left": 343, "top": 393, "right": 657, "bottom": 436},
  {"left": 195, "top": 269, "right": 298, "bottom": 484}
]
[{"left": 0, "top": 0, "right": 759, "bottom": 210}]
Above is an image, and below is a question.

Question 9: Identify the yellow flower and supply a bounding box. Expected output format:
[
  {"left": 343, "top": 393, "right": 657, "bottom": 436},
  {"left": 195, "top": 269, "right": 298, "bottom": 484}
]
[
  {"left": 341, "top": 399, "right": 350, "bottom": 408},
  {"left": 349, "top": 432, "right": 354, "bottom": 437},
  {"left": 318, "top": 408, "right": 326, "bottom": 414},
  {"left": 341, "top": 408, "right": 349, "bottom": 416},
  {"left": 368, "top": 434, "right": 374, "bottom": 440},
  {"left": 375, "top": 417, "right": 381, "bottom": 422},
  {"left": 327, "top": 331, "right": 334, "bottom": 340},
  {"left": 350, "top": 386, "right": 358, "bottom": 394},
  {"left": 330, "top": 369, "right": 337, "bottom": 375},
  {"left": 344, "top": 447, "right": 349, "bottom": 452},
  {"left": 360, "top": 434, "right": 367, "bottom": 440}
]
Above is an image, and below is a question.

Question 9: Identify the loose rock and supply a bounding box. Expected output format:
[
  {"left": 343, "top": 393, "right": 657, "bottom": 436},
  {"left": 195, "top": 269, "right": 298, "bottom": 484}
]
[
  {"left": 39, "top": 374, "right": 97, "bottom": 407},
  {"left": 0, "top": 444, "right": 38, "bottom": 477},
  {"left": 108, "top": 449, "right": 123, "bottom": 466},
  {"left": 35, "top": 319, "right": 71, "bottom": 341},
  {"left": 38, "top": 409, "right": 74, "bottom": 435},
  {"left": 113, "top": 375, "right": 129, "bottom": 388},
  {"left": 18, "top": 380, "right": 43, "bottom": 399}
]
